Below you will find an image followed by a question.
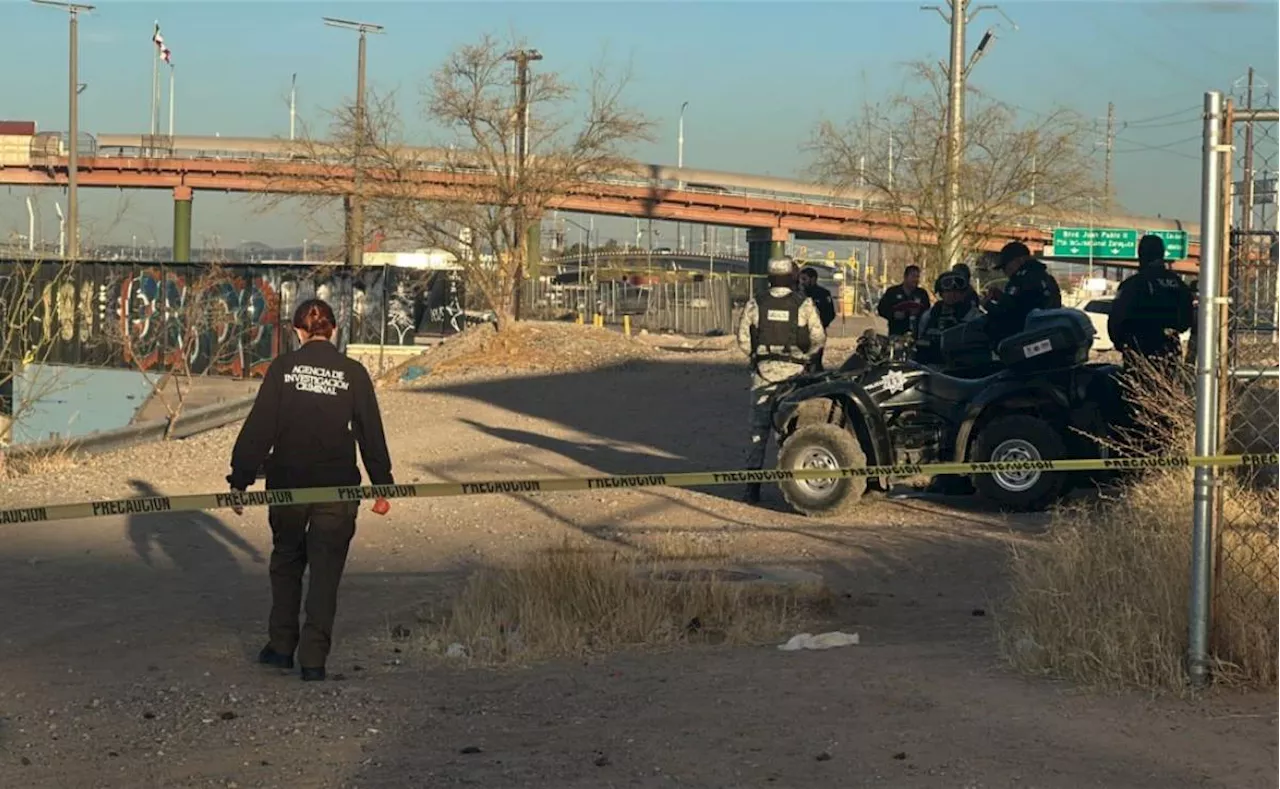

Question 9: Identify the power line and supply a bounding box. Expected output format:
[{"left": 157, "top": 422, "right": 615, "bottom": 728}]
[
  {"left": 1120, "top": 116, "right": 1200, "bottom": 131},
  {"left": 1113, "top": 135, "right": 1200, "bottom": 160},
  {"left": 1120, "top": 105, "right": 1200, "bottom": 127}
]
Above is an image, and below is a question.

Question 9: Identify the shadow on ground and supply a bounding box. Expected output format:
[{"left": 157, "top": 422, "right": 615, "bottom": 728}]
[{"left": 428, "top": 359, "right": 750, "bottom": 480}]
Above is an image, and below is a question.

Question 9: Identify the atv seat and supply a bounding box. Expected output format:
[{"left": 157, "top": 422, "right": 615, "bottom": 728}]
[{"left": 916, "top": 368, "right": 1004, "bottom": 403}]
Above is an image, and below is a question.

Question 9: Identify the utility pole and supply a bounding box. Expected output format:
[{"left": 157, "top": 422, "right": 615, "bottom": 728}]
[
  {"left": 324, "top": 16, "right": 383, "bottom": 269},
  {"left": 290, "top": 72, "right": 297, "bottom": 141},
  {"left": 34, "top": 0, "right": 94, "bottom": 262},
  {"left": 507, "top": 47, "right": 543, "bottom": 321},
  {"left": 921, "top": 0, "right": 1010, "bottom": 271},
  {"left": 1103, "top": 101, "right": 1115, "bottom": 211},
  {"left": 1242, "top": 66, "right": 1256, "bottom": 236}
]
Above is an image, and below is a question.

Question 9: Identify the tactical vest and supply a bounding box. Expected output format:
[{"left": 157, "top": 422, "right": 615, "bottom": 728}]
[
  {"left": 1124, "top": 270, "right": 1188, "bottom": 352},
  {"left": 917, "top": 302, "right": 972, "bottom": 349},
  {"left": 752, "top": 291, "right": 810, "bottom": 362}
]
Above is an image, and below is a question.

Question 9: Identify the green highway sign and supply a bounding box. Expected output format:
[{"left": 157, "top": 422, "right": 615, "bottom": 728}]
[
  {"left": 1145, "top": 229, "right": 1189, "bottom": 260},
  {"left": 1051, "top": 228, "right": 1138, "bottom": 259}
]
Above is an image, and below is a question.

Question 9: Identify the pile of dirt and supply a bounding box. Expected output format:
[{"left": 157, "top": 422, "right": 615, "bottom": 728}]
[{"left": 384, "top": 321, "right": 662, "bottom": 384}]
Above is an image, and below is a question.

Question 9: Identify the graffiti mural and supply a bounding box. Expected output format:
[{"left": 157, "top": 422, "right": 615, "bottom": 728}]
[{"left": 0, "top": 260, "right": 415, "bottom": 379}]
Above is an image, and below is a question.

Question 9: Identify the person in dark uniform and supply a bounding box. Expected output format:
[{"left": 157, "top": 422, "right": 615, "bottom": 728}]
[
  {"left": 982, "top": 241, "right": 1062, "bottom": 344},
  {"left": 876, "top": 264, "right": 931, "bottom": 337},
  {"left": 227, "top": 298, "right": 394, "bottom": 682},
  {"left": 916, "top": 270, "right": 982, "bottom": 366},
  {"left": 1109, "top": 234, "right": 1194, "bottom": 366},
  {"left": 948, "top": 262, "right": 981, "bottom": 312},
  {"left": 799, "top": 266, "right": 837, "bottom": 371}
]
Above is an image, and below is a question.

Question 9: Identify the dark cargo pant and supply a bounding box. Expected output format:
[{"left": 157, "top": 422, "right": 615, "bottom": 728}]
[{"left": 267, "top": 501, "right": 359, "bottom": 669}]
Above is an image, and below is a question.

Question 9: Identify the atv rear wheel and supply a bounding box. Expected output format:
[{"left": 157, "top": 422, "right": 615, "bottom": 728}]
[
  {"left": 778, "top": 423, "right": 868, "bottom": 517},
  {"left": 971, "top": 414, "right": 1067, "bottom": 512}
]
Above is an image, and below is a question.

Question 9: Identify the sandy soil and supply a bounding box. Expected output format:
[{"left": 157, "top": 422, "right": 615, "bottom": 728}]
[{"left": 0, "top": 326, "right": 1274, "bottom": 789}]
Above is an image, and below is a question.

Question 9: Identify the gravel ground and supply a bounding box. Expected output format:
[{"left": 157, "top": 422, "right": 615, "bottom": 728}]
[{"left": 0, "top": 326, "right": 1274, "bottom": 789}]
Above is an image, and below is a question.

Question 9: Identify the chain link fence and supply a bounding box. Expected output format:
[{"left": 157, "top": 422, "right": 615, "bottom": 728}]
[
  {"left": 523, "top": 272, "right": 752, "bottom": 336},
  {"left": 1209, "top": 86, "right": 1279, "bottom": 676}
]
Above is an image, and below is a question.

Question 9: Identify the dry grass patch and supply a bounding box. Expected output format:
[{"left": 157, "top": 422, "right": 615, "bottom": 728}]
[
  {"left": 2, "top": 441, "right": 80, "bottom": 479},
  {"left": 420, "top": 539, "right": 833, "bottom": 665},
  {"left": 999, "top": 355, "right": 1279, "bottom": 693}
]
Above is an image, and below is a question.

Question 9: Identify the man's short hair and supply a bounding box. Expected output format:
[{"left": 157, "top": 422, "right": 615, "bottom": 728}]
[
  {"left": 1138, "top": 234, "right": 1166, "bottom": 264},
  {"left": 800, "top": 266, "right": 819, "bottom": 279},
  {"left": 904, "top": 264, "right": 921, "bottom": 276}
]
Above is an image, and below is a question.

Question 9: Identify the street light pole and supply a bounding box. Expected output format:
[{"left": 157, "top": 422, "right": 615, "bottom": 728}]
[
  {"left": 677, "top": 101, "right": 687, "bottom": 252},
  {"left": 34, "top": 0, "right": 94, "bottom": 262},
  {"left": 507, "top": 47, "right": 543, "bottom": 321},
  {"left": 323, "top": 16, "right": 384, "bottom": 268},
  {"left": 921, "top": 0, "right": 1009, "bottom": 271}
]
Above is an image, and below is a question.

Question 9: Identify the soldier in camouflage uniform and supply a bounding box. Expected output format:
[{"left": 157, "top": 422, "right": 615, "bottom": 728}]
[{"left": 736, "top": 257, "right": 827, "bottom": 504}]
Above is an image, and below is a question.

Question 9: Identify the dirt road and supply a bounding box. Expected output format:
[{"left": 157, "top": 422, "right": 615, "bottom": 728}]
[{"left": 0, "top": 338, "right": 1274, "bottom": 788}]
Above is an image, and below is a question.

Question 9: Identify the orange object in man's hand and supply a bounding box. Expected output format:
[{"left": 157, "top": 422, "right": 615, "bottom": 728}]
[{"left": 372, "top": 497, "right": 391, "bottom": 516}]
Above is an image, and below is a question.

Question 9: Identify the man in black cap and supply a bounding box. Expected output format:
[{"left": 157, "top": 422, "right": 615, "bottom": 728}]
[
  {"left": 982, "top": 241, "right": 1062, "bottom": 344},
  {"left": 1108, "top": 234, "right": 1194, "bottom": 365},
  {"left": 799, "top": 266, "right": 837, "bottom": 371}
]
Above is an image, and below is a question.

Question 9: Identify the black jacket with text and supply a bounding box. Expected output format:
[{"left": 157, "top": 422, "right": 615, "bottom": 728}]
[{"left": 227, "top": 340, "right": 394, "bottom": 492}]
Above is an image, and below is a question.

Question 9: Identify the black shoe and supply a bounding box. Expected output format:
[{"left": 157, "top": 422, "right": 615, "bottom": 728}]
[
  {"left": 258, "top": 645, "right": 294, "bottom": 670},
  {"left": 743, "top": 483, "right": 762, "bottom": 505},
  {"left": 300, "top": 667, "right": 326, "bottom": 682}
]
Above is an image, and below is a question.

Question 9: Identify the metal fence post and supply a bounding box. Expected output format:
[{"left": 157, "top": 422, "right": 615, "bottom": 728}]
[{"left": 1188, "top": 90, "right": 1224, "bottom": 688}]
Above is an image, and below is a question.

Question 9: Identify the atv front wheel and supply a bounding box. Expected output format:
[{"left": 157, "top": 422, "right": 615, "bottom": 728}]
[
  {"left": 778, "top": 423, "right": 868, "bottom": 517},
  {"left": 971, "top": 414, "right": 1067, "bottom": 512}
]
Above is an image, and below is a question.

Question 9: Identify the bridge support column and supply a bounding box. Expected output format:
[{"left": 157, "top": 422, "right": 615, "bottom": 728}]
[
  {"left": 173, "top": 186, "right": 193, "bottom": 263},
  {"left": 746, "top": 227, "right": 789, "bottom": 290}
]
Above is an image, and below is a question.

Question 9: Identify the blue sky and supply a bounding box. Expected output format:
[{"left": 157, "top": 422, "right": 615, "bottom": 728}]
[{"left": 2, "top": 0, "right": 1277, "bottom": 250}]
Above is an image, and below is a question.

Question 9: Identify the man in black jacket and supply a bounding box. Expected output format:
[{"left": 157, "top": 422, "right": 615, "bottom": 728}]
[
  {"left": 228, "top": 298, "right": 394, "bottom": 681},
  {"left": 876, "top": 264, "right": 931, "bottom": 337},
  {"left": 799, "top": 266, "right": 837, "bottom": 370},
  {"left": 983, "top": 241, "right": 1062, "bottom": 343},
  {"left": 1109, "top": 234, "right": 1194, "bottom": 365}
]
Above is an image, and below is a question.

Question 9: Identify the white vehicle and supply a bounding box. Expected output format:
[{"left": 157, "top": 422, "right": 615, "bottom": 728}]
[{"left": 1080, "top": 296, "right": 1191, "bottom": 353}]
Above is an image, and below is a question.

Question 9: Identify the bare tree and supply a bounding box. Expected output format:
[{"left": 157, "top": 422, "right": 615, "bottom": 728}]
[
  {"left": 0, "top": 193, "right": 136, "bottom": 469},
  {"left": 808, "top": 63, "right": 1102, "bottom": 276},
  {"left": 263, "top": 34, "right": 653, "bottom": 331},
  {"left": 107, "top": 259, "right": 248, "bottom": 439},
  {"left": 0, "top": 255, "right": 75, "bottom": 463}
]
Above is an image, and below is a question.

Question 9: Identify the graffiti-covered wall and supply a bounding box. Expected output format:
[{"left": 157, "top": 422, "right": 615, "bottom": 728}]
[{"left": 0, "top": 260, "right": 416, "bottom": 380}]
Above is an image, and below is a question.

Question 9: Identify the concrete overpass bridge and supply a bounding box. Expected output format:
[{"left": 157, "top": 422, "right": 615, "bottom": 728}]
[{"left": 0, "top": 132, "right": 1201, "bottom": 275}]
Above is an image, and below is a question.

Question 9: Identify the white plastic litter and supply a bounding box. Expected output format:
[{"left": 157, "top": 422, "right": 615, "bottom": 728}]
[
  {"left": 777, "top": 631, "right": 861, "bottom": 651},
  {"left": 445, "top": 642, "right": 469, "bottom": 659}
]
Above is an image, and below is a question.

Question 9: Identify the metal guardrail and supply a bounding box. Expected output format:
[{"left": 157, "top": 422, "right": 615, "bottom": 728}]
[{"left": 4, "top": 392, "right": 256, "bottom": 461}]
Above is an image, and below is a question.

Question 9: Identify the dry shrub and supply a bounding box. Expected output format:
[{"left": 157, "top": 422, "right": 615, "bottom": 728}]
[
  {"left": 422, "top": 539, "right": 832, "bottom": 665},
  {"left": 2, "top": 441, "right": 79, "bottom": 479},
  {"left": 1000, "top": 354, "right": 1279, "bottom": 692}
]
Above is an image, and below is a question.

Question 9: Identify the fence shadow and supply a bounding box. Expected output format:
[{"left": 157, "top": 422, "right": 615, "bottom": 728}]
[{"left": 429, "top": 358, "right": 757, "bottom": 500}]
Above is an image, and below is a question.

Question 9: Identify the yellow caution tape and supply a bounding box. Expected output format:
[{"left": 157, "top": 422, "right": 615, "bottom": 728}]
[{"left": 0, "top": 453, "right": 1275, "bottom": 526}]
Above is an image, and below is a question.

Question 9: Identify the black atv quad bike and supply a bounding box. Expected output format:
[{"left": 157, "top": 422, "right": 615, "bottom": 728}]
[{"left": 771, "top": 309, "right": 1127, "bottom": 515}]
